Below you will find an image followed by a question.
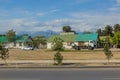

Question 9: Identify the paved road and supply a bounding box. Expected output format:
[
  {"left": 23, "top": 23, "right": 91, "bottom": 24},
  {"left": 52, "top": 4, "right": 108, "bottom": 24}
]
[{"left": 0, "top": 68, "right": 120, "bottom": 80}]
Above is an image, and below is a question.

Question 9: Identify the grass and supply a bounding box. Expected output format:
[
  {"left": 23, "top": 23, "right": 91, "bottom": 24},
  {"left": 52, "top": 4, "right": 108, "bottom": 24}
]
[
  {"left": 5, "top": 48, "right": 120, "bottom": 60},
  {"left": 46, "top": 49, "right": 104, "bottom": 52}
]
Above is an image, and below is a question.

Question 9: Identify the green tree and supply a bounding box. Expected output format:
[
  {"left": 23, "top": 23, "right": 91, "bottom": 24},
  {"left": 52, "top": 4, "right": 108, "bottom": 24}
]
[
  {"left": 104, "top": 25, "right": 113, "bottom": 36},
  {"left": 112, "top": 31, "right": 120, "bottom": 48},
  {"left": 104, "top": 43, "right": 113, "bottom": 64},
  {"left": 6, "top": 29, "right": 16, "bottom": 42},
  {"left": 0, "top": 45, "right": 9, "bottom": 64},
  {"left": 33, "top": 36, "right": 47, "bottom": 49},
  {"left": 96, "top": 28, "right": 102, "bottom": 36},
  {"left": 52, "top": 37, "right": 64, "bottom": 51},
  {"left": 54, "top": 51, "right": 63, "bottom": 65},
  {"left": 62, "top": 26, "right": 71, "bottom": 32},
  {"left": 114, "top": 24, "right": 120, "bottom": 32},
  {"left": 52, "top": 37, "right": 64, "bottom": 65},
  {"left": 84, "top": 31, "right": 92, "bottom": 34}
]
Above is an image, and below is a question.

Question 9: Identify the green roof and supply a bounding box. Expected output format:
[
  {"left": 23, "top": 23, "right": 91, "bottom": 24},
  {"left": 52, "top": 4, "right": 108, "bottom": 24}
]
[
  {"left": 15, "top": 35, "right": 30, "bottom": 42},
  {"left": 48, "top": 34, "right": 77, "bottom": 42},
  {"left": 0, "top": 35, "right": 8, "bottom": 42},
  {"left": 0, "top": 35, "right": 31, "bottom": 43},
  {"left": 77, "top": 33, "right": 98, "bottom": 41},
  {"left": 48, "top": 33, "right": 98, "bottom": 42}
]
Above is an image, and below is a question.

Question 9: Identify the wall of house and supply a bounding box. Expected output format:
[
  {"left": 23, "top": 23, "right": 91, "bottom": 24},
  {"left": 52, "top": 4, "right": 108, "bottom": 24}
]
[
  {"left": 47, "top": 42, "right": 78, "bottom": 49},
  {"left": 5, "top": 42, "right": 14, "bottom": 48},
  {"left": 14, "top": 43, "right": 24, "bottom": 48},
  {"left": 63, "top": 42, "right": 72, "bottom": 49},
  {"left": 47, "top": 42, "right": 52, "bottom": 49}
]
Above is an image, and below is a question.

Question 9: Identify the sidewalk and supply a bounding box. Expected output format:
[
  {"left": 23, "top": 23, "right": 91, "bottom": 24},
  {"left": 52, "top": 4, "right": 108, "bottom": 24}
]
[
  {"left": 0, "top": 60, "right": 120, "bottom": 64},
  {"left": 0, "top": 60, "right": 120, "bottom": 68}
]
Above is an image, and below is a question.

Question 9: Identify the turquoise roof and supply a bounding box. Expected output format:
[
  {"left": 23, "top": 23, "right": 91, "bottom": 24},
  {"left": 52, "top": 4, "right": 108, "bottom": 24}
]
[
  {"left": 15, "top": 35, "right": 30, "bottom": 42},
  {"left": 0, "top": 35, "right": 31, "bottom": 43},
  {"left": 0, "top": 35, "right": 8, "bottom": 42},
  {"left": 77, "top": 33, "right": 98, "bottom": 41}
]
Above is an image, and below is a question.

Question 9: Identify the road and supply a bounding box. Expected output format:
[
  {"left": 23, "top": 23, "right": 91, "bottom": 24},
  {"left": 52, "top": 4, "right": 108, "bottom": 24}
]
[{"left": 0, "top": 68, "right": 120, "bottom": 80}]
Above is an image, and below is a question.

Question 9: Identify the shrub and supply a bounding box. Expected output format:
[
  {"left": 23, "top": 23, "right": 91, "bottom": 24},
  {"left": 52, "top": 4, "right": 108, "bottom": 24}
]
[{"left": 54, "top": 51, "right": 63, "bottom": 65}]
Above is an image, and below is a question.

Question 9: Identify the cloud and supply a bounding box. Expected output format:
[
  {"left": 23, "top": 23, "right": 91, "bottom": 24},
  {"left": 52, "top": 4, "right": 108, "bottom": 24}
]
[
  {"left": 36, "top": 13, "right": 46, "bottom": 16},
  {"left": 70, "top": 12, "right": 120, "bottom": 31},
  {"left": 107, "top": 0, "right": 120, "bottom": 12},
  {"left": 108, "top": 7, "right": 120, "bottom": 11},
  {"left": 116, "top": 0, "right": 120, "bottom": 5},
  {"left": 1, "top": 11, "right": 120, "bottom": 33},
  {"left": 37, "top": 9, "right": 59, "bottom": 16}
]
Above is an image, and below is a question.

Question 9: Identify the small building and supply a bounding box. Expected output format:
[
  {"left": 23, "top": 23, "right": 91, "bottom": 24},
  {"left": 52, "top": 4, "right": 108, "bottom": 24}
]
[
  {"left": 77, "top": 33, "right": 100, "bottom": 48},
  {"left": 47, "top": 33, "right": 100, "bottom": 49},
  {"left": 0, "top": 35, "right": 33, "bottom": 49},
  {"left": 47, "top": 34, "right": 77, "bottom": 49}
]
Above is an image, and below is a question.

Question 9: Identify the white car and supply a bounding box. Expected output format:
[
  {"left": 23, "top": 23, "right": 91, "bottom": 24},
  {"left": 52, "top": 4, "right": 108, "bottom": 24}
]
[{"left": 21, "top": 46, "right": 34, "bottom": 50}]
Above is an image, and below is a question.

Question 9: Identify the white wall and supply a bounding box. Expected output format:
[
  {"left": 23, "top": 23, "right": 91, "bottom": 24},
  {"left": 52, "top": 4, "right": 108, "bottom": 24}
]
[
  {"left": 47, "top": 42, "right": 78, "bottom": 49},
  {"left": 47, "top": 42, "right": 52, "bottom": 49}
]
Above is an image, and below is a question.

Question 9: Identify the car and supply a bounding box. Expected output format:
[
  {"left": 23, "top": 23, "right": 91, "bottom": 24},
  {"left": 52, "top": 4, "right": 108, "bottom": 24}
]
[{"left": 21, "top": 46, "right": 34, "bottom": 50}]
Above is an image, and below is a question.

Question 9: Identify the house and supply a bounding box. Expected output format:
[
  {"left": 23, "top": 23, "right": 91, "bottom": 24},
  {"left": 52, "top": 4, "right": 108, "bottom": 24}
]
[
  {"left": 47, "top": 33, "right": 77, "bottom": 49},
  {"left": 47, "top": 33, "right": 100, "bottom": 49},
  {"left": 0, "top": 35, "right": 33, "bottom": 49}
]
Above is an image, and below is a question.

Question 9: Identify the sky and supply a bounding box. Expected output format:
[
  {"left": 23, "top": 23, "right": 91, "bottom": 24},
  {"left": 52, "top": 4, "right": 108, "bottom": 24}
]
[{"left": 0, "top": 0, "right": 120, "bottom": 33}]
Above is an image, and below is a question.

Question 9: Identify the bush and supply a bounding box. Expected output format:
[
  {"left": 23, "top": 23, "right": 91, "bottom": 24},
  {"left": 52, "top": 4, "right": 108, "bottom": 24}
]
[
  {"left": 54, "top": 51, "right": 63, "bottom": 65},
  {"left": 104, "top": 43, "right": 113, "bottom": 63},
  {"left": 0, "top": 45, "right": 9, "bottom": 64}
]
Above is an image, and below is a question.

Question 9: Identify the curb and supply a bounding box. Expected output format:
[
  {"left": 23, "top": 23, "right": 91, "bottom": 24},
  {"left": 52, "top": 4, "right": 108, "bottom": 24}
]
[{"left": 0, "top": 65, "right": 120, "bottom": 69}]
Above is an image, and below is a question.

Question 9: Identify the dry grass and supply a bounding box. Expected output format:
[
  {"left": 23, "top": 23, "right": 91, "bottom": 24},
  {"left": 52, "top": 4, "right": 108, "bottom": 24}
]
[{"left": 8, "top": 49, "right": 120, "bottom": 60}]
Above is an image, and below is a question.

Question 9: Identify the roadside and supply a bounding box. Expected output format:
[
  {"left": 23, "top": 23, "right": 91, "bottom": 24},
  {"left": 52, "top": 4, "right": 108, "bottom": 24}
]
[
  {"left": 1, "top": 60, "right": 120, "bottom": 68},
  {"left": 0, "top": 48, "right": 120, "bottom": 68}
]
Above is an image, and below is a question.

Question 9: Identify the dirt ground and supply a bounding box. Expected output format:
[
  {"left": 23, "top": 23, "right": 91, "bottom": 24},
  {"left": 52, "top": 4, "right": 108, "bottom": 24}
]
[{"left": 7, "top": 48, "right": 120, "bottom": 60}]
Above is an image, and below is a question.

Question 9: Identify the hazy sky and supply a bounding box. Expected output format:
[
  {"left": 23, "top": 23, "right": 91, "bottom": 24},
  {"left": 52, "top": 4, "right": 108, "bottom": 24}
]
[{"left": 0, "top": 0, "right": 120, "bottom": 32}]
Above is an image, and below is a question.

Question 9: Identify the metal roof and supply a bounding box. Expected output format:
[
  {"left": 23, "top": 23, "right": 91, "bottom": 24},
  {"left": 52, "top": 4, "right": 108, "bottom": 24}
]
[{"left": 48, "top": 33, "right": 98, "bottom": 42}]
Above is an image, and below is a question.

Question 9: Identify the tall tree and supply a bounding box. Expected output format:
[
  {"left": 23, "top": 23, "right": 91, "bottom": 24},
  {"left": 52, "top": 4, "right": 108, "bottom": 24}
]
[
  {"left": 104, "top": 43, "right": 113, "bottom": 64},
  {"left": 104, "top": 25, "right": 113, "bottom": 36},
  {"left": 52, "top": 37, "right": 64, "bottom": 65},
  {"left": 33, "top": 36, "right": 47, "bottom": 49},
  {"left": 6, "top": 29, "right": 16, "bottom": 42},
  {"left": 62, "top": 26, "right": 71, "bottom": 32},
  {"left": 0, "top": 45, "right": 9, "bottom": 64},
  {"left": 112, "top": 31, "right": 120, "bottom": 48},
  {"left": 114, "top": 24, "right": 120, "bottom": 32},
  {"left": 52, "top": 37, "right": 64, "bottom": 51},
  {"left": 96, "top": 28, "right": 102, "bottom": 36}
]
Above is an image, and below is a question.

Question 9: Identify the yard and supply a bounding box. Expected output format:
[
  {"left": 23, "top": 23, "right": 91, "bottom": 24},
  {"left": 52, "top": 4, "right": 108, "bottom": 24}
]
[{"left": 7, "top": 48, "right": 120, "bottom": 60}]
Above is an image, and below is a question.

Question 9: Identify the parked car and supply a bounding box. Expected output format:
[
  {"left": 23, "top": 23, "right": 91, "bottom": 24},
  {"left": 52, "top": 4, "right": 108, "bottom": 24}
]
[{"left": 21, "top": 46, "right": 34, "bottom": 50}]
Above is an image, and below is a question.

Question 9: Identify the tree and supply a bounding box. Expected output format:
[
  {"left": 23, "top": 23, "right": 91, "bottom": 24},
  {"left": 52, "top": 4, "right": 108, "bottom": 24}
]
[
  {"left": 104, "top": 43, "right": 113, "bottom": 64},
  {"left": 104, "top": 25, "right": 113, "bottom": 36},
  {"left": 52, "top": 37, "right": 64, "bottom": 65},
  {"left": 62, "top": 26, "right": 71, "bottom": 32},
  {"left": 112, "top": 31, "right": 120, "bottom": 48},
  {"left": 96, "top": 28, "right": 102, "bottom": 36},
  {"left": 6, "top": 29, "right": 16, "bottom": 42},
  {"left": 52, "top": 37, "right": 64, "bottom": 51},
  {"left": 54, "top": 51, "right": 63, "bottom": 65},
  {"left": 33, "top": 36, "right": 47, "bottom": 49},
  {"left": 114, "top": 24, "right": 120, "bottom": 32},
  {"left": 0, "top": 45, "right": 9, "bottom": 64},
  {"left": 84, "top": 31, "right": 92, "bottom": 34}
]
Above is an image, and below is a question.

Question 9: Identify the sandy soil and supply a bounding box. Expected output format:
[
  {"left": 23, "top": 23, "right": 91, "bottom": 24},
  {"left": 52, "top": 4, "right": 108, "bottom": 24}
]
[{"left": 7, "top": 48, "right": 120, "bottom": 60}]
